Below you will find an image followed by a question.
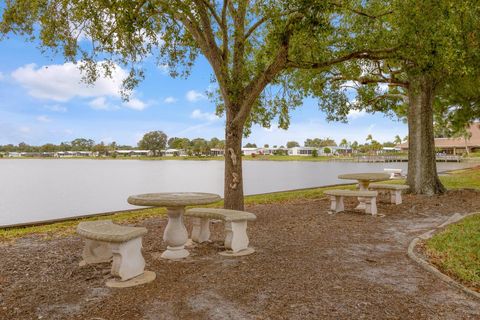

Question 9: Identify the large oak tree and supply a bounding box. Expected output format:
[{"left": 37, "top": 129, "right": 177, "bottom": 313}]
[
  {"left": 1, "top": 0, "right": 394, "bottom": 209},
  {"left": 305, "top": 0, "right": 480, "bottom": 195}
]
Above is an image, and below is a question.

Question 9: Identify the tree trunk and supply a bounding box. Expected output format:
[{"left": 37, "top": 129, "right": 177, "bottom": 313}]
[
  {"left": 224, "top": 112, "right": 245, "bottom": 210},
  {"left": 406, "top": 75, "right": 446, "bottom": 195}
]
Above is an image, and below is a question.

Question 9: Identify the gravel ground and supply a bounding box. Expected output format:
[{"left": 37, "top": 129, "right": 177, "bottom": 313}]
[{"left": 1, "top": 189, "right": 479, "bottom": 320}]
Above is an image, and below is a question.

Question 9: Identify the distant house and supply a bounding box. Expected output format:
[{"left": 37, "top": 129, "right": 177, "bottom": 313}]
[
  {"left": 242, "top": 147, "right": 259, "bottom": 156},
  {"left": 398, "top": 122, "right": 480, "bottom": 154},
  {"left": 7, "top": 152, "right": 21, "bottom": 157},
  {"left": 288, "top": 146, "right": 318, "bottom": 156},
  {"left": 132, "top": 150, "right": 153, "bottom": 157},
  {"left": 260, "top": 147, "right": 288, "bottom": 155},
  {"left": 113, "top": 150, "right": 154, "bottom": 157},
  {"left": 163, "top": 149, "right": 187, "bottom": 157},
  {"left": 381, "top": 147, "right": 401, "bottom": 153},
  {"left": 210, "top": 148, "right": 225, "bottom": 156},
  {"left": 56, "top": 151, "right": 93, "bottom": 157}
]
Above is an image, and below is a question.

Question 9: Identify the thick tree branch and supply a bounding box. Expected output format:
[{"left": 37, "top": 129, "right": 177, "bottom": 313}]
[{"left": 286, "top": 48, "right": 399, "bottom": 70}]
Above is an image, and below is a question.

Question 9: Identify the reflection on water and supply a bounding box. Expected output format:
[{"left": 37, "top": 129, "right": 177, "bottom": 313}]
[{"left": 0, "top": 159, "right": 474, "bottom": 226}]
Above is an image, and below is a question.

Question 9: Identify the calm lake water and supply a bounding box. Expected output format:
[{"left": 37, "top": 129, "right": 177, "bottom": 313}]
[{"left": 0, "top": 159, "right": 474, "bottom": 227}]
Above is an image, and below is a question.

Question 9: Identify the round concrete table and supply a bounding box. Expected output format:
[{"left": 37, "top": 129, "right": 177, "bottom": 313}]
[
  {"left": 338, "top": 173, "right": 390, "bottom": 209},
  {"left": 127, "top": 192, "right": 221, "bottom": 260}
]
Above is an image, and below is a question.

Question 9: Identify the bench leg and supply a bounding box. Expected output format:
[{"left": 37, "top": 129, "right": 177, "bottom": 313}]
[
  {"left": 224, "top": 220, "right": 249, "bottom": 253},
  {"left": 390, "top": 190, "right": 402, "bottom": 205},
  {"left": 191, "top": 217, "right": 210, "bottom": 243},
  {"left": 82, "top": 239, "right": 112, "bottom": 265},
  {"left": 365, "top": 197, "right": 377, "bottom": 216},
  {"left": 330, "top": 195, "right": 344, "bottom": 213},
  {"left": 111, "top": 237, "right": 145, "bottom": 281}
]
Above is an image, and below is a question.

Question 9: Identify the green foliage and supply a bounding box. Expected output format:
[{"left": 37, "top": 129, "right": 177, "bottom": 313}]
[
  {"left": 286, "top": 141, "right": 300, "bottom": 148},
  {"left": 323, "top": 147, "right": 331, "bottom": 154},
  {"left": 311, "top": 149, "right": 318, "bottom": 157},
  {"left": 304, "top": 137, "right": 336, "bottom": 147},
  {"left": 138, "top": 131, "right": 167, "bottom": 155}
]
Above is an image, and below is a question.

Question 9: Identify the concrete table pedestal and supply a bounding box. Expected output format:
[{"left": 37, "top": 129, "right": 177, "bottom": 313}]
[
  {"left": 127, "top": 192, "right": 221, "bottom": 260},
  {"left": 162, "top": 207, "right": 190, "bottom": 259}
]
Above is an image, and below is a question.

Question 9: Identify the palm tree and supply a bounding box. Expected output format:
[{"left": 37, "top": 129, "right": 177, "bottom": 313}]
[
  {"left": 339, "top": 138, "right": 348, "bottom": 155},
  {"left": 394, "top": 135, "right": 402, "bottom": 145},
  {"left": 351, "top": 141, "right": 359, "bottom": 154},
  {"left": 366, "top": 134, "right": 373, "bottom": 143}
]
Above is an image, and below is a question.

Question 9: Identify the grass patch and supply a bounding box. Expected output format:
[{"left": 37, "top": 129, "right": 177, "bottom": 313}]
[
  {"left": 440, "top": 166, "right": 480, "bottom": 189},
  {"left": 423, "top": 213, "right": 480, "bottom": 291}
]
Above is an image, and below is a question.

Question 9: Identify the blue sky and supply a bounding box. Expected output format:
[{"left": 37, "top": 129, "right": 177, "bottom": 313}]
[{"left": 0, "top": 34, "right": 407, "bottom": 147}]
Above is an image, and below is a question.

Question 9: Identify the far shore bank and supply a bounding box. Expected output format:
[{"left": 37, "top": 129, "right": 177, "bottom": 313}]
[{"left": 2, "top": 154, "right": 479, "bottom": 163}]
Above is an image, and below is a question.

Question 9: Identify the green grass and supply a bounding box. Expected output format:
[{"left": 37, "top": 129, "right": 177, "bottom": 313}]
[
  {"left": 1, "top": 166, "right": 479, "bottom": 241},
  {"left": 424, "top": 213, "right": 480, "bottom": 291},
  {"left": 467, "top": 151, "right": 480, "bottom": 158}
]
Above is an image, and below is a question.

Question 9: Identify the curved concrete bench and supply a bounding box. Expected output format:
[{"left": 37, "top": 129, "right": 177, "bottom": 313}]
[
  {"left": 369, "top": 184, "right": 409, "bottom": 205},
  {"left": 185, "top": 208, "right": 256, "bottom": 255},
  {"left": 324, "top": 189, "right": 378, "bottom": 215},
  {"left": 77, "top": 220, "right": 151, "bottom": 284}
]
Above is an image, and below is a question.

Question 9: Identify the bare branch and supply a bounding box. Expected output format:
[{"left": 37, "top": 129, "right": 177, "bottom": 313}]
[{"left": 286, "top": 47, "right": 399, "bottom": 70}]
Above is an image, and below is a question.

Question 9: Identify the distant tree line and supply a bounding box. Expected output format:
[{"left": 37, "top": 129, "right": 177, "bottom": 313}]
[{"left": 1, "top": 132, "right": 405, "bottom": 157}]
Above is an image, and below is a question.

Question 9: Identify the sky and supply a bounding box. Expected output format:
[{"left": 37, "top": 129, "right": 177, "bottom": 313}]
[{"left": 0, "top": 33, "right": 408, "bottom": 147}]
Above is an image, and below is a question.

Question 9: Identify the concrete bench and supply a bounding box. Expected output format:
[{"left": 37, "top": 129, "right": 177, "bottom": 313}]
[
  {"left": 324, "top": 189, "right": 378, "bottom": 215},
  {"left": 77, "top": 220, "right": 154, "bottom": 286},
  {"left": 369, "top": 184, "right": 409, "bottom": 205},
  {"left": 185, "top": 208, "right": 256, "bottom": 256}
]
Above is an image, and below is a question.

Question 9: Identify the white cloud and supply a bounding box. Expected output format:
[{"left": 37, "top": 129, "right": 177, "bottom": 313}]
[
  {"left": 44, "top": 104, "right": 67, "bottom": 113},
  {"left": 123, "top": 98, "right": 147, "bottom": 111},
  {"left": 88, "top": 97, "right": 118, "bottom": 110},
  {"left": 163, "top": 96, "right": 177, "bottom": 104},
  {"left": 36, "top": 115, "right": 52, "bottom": 123},
  {"left": 190, "top": 109, "right": 220, "bottom": 122},
  {"left": 11, "top": 62, "right": 148, "bottom": 110},
  {"left": 12, "top": 62, "right": 126, "bottom": 101},
  {"left": 0, "top": 72, "right": 5, "bottom": 81},
  {"left": 158, "top": 64, "right": 169, "bottom": 74},
  {"left": 347, "top": 109, "right": 367, "bottom": 119},
  {"left": 186, "top": 90, "right": 206, "bottom": 102}
]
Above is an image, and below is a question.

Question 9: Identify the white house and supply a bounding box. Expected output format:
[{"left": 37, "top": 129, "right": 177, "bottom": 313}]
[
  {"left": 242, "top": 147, "right": 260, "bottom": 156},
  {"left": 7, "top": 152, "right": 22, "bottom": 157},
  {"left": 56, "top": 151, "right": 93, "bottom": 157},
  {"left": 210, "top": 148, "right": 225, "bottom": 156},
  {"left": 288, "top": 147, "right": 318, "bottom": 156},
  {"left": 163, "top": 149, "right": 187, "bottom": 157}
]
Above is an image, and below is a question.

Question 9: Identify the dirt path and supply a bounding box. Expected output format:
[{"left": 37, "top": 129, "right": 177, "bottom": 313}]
[{"left": 1, "top": 189, "right": 479, "bottom": 319}]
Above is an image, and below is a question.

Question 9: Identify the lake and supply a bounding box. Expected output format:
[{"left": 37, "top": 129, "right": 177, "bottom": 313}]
[{"left": 0, "top": 159, "right": 474, "bottom": 227}]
